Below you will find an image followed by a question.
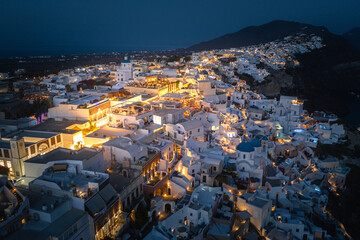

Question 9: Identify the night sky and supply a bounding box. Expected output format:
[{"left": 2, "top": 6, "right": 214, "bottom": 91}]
[{"left": 1, "top": 0, "right": 360, "bottom": 58}]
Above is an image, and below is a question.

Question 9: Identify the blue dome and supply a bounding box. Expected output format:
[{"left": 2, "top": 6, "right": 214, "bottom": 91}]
[
  {"left": 250, "top": 138, "right": 261, "bottom": 148},
  {"left": 236, "top": 142, "right": 255, "bottom": 152},
  {"left": 200, "top": 70, "right": 208, "bottom": 75},
  {"left": 122, "top": 59, "right": 130, "bottom": 63}
]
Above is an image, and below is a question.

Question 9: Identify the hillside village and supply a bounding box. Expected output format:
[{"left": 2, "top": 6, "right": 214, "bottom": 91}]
[{"left": 0, "top": 33, "right": 353, "bottom": 240}]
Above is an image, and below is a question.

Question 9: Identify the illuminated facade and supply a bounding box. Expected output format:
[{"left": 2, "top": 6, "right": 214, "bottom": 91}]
[
  {"left": 48, "top": 95, "right": 111, "bottom": 127},
  {"left": 109, "top": 102, "right": 153, "bottom": 128},
  {"left": 0, "top": 131, "right": 63, "bottom": 178},
  {"left": 125, "top": 75, "right": 180, "bottom": 96}
]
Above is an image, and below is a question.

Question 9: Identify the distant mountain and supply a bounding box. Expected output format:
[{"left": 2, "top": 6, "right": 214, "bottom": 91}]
[
  {"left": 187, "top": 20, "right": 341, "bottom": 51},
  {"left": 343, "top": 27, "right": 360, "bottom": 51},
  {"left": 186, "top": 20, "right": 360, "bottom": 117}
]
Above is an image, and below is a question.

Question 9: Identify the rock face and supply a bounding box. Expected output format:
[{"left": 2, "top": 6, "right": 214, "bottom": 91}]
[
  {"left": 187, "top": 20, "right": 360, "bottom": 116},
  {"left": 250, "top": 71, "right": 294, "bottom": 97}
]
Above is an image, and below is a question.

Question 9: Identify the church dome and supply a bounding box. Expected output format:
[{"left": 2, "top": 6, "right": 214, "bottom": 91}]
[
  {"left": 236, "top": 142, "right": 255, "bottom": 152},
  {"left": 250, "top": 138, "right": 261, "bottom": 148},
  {"left": 122, "top": 59, "right": 130, "bottom": 63}
]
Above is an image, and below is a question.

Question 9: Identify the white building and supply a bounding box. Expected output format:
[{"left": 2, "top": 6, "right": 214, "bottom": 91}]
[
  {"left": 115, "top": 58, "right": 133, "bottom": 83},
  {"left": 153, "top": 108, "right": 184, "bottom": 125},
  {"left": 235, "top": 140, "right": 264, "bottom": 188},
  {"left": 165, "top": 120, "right": 204, "bottom": 142},
  {"left": 102, "top": 136, "right": 148, "bottom": 169},
  {"left": 237, "top": 193, "right": 272, "bottom": 233},
  {"left": 48, "top": 95, "right": 110, "bottom": 126},
  {"left": 24, "top": 147, "right": 105, "bottom": 179},
  {"left": 160, "top": 186, "right": 223, "bottom": 230}
]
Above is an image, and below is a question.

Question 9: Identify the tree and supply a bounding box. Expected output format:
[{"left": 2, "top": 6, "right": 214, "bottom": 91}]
[
  {"left": 34, "top": 78, "right": 41, "bottom": 85},
  {"left": 183, "top": 56, "right": 192, "bottom": 62},
  {"left": 167, "top": 55, "right": 180, "bottom": 62},
  {"left": 32, "top": 99, "right": 50, "bottom": 120},
  {"left": 130, "top": 203, "right": 149, "bottom": 229}
]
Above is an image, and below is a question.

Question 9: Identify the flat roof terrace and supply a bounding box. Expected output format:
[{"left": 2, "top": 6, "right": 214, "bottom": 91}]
[
  {"left": 126, "top": 81, "right": 169, "bottom": 89},
  {"left": 39, "top": 168, "right": 107, "bottom": 193},
  {"left": 67, "top": 95, "right": 100, "bottom": 105},
  {"left": 28, "top": 118, "right": 87, "bottom": 134},
  {"left": 86, "top": 126, "right": 133, "bottom": 138},
  {"left": 77, "top": 99, "right": 109, "bottom": 109},
  {"left": 5, "top": 130, "right": 59, "bottom": 140},
  {"left": 26, "top": 147, "right": 99, "bottom": 164},
  {"left": 110, "top": 102, "right": 152, "bottom": 117}
]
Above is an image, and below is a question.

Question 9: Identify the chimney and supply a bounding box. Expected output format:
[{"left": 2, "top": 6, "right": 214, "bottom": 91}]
[
  {"left": 42, "top": 204, "right": 48, "bottom": 211},
  {"left": 287, "top": 230, "right": 292, "bottom": 239}
]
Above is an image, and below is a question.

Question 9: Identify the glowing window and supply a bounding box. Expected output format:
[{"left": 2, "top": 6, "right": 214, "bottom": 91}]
[{"left": 6, "top": 161, "right": 12, "bottom": 172}]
